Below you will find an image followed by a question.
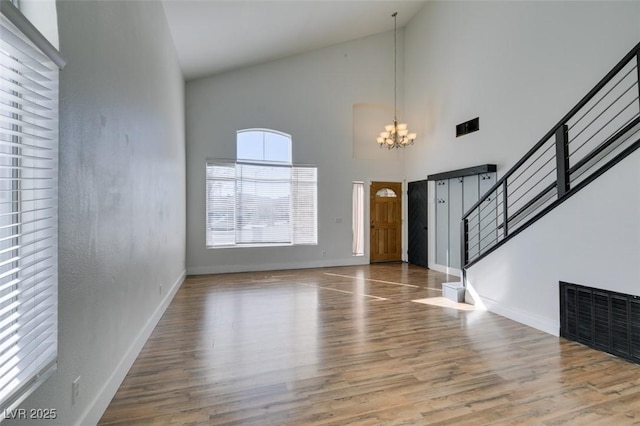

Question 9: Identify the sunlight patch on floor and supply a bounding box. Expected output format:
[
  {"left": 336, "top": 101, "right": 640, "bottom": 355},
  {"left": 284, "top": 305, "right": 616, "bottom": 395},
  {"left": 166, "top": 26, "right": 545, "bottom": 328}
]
[
  {"left": 299, "top": 282, "right": 389, "bottom": 301},
  {"left": 411, "top": 297, "right": 476, "bottom": 311},
  {"left": 323, "top": 272, "right": 420, "bottom": 288}
]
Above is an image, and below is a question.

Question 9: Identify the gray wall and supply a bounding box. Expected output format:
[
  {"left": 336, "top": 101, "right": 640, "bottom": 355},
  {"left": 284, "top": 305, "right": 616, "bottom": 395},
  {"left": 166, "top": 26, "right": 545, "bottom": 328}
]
[
  {"left": 186, "top": 31, "right": 406, "bottom": 274},
  {"left": 403, "top": 1, "right": 640, "bottom": 332},
  {"left": 7, "top": 2, "right": 186, "bottom": 425}
]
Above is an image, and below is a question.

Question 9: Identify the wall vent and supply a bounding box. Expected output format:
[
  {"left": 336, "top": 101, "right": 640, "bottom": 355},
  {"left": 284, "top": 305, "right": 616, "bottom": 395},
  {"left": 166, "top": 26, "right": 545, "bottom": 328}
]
[
  {"left": 560, "top": 281, "right": 640, "bottom": 364},
  {"left": 456, "top": 117, "right": 479, "bottom": 137}
]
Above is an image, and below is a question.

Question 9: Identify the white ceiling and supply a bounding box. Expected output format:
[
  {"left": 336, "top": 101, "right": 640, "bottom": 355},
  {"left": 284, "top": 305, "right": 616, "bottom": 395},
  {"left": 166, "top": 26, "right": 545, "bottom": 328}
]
[{"left": 162, "top": 1, "right": 427, "bottom": 80}]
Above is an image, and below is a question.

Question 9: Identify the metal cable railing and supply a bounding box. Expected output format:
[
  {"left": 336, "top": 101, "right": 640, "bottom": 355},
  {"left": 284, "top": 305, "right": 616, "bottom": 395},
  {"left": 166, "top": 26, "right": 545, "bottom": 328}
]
[{"left": 462, "top": 41, "right": 640, "bottom": 271}]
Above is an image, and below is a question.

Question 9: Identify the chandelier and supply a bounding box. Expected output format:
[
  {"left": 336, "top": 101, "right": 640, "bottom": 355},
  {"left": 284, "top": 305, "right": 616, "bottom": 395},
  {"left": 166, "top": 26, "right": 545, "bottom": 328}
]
[{"left": 377, "top": 12, "right": 416, "bottom": 149}]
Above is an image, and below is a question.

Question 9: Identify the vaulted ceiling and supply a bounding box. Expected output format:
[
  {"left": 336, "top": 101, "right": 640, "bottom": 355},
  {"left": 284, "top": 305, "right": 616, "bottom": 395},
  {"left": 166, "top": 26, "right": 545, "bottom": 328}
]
[{"left": 161, "top": 1, "right": 427, "bottom": 80}]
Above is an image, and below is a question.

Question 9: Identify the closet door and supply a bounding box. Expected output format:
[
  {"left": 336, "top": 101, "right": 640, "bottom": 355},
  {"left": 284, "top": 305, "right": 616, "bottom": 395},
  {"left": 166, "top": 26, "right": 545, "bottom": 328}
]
[
  {"left": 408, "top": 180, "right": 428, "bottom": 267},
  {"left": 479, "top": 173, "right": 497, "bottom": 254},
  {"left": 435, "top": 180, "right": 449, "bottom": 266},
  {"left": 448, "top": 178, "right": 463, "bottom": 269},
  {"left": 463, "top": 175, "right": 480, "bottom": 212},
  {"left": 463, "top": 175, "right": 480, "bottom": 262}
]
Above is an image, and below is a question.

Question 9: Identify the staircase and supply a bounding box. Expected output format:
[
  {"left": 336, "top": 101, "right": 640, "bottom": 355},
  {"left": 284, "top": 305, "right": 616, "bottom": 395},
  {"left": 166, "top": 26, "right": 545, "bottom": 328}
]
[{"left": 461, "top": 41, "right": 640, "bottom": 276}]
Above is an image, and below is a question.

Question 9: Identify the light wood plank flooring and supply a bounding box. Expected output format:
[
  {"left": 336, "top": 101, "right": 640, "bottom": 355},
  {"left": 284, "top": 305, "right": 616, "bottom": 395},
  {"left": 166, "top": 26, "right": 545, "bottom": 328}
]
[{"left": 99, "top": 264, "right": 640, "bottom": 425}]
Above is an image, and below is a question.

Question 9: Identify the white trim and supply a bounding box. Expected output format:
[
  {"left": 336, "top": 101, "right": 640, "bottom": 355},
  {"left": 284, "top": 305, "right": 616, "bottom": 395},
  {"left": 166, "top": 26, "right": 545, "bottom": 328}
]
[
  {"left": 428, "top": 263, "right": 461, "bottom": 278},
  {"left": 77, "top": 270, "right": 186, "bottom": 426},
  {"left": 188, "top": 258, "right": 369, "bottom": 275},
  {"left": 0, "top": 0, "right": 66, "bottom": 68},
  {"left": 478, "top": 294, "right": 560, "bottom": 336}
]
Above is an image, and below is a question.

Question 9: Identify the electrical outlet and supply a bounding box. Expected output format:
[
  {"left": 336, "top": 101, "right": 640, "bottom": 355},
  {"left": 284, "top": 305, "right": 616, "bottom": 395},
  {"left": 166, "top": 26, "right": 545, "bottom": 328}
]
[
  {"left": 159, "top": 284, "right": 163, "bottom": 296},
  {"left": 72, "top": 376, "right": 81, "bottom": 405}
]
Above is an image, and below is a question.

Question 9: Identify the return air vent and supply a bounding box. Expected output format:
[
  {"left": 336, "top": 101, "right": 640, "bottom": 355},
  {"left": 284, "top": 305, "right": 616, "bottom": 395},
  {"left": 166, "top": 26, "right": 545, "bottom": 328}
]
[
  {"left": 455, "top": 117, "right": 479, "bottom": 137},
  {"left": 560, "top": 282, "right": 640, "bottom": 364}
]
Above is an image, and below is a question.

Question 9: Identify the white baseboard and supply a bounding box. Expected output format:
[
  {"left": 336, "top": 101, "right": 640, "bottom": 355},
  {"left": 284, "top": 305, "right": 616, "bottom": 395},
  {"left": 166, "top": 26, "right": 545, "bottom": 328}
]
[
  {"left": 77, "top": 269, "right": 186, "bottom": 426},
  {"left": 428, "top": 263, "right": 461, "bottom": 278},
  {"left": 187, "top": 258, "right": 369, "bottom": 275},
  {"left": 479, "top": 294, "right": 560, "bottom": 337}
]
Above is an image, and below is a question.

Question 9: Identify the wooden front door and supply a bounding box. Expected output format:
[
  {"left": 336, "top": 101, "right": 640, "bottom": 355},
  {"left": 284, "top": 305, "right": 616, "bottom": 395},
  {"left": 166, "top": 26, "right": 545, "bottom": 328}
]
[{"left": 370, "top": 181, "right": 402, "bottom": 263}]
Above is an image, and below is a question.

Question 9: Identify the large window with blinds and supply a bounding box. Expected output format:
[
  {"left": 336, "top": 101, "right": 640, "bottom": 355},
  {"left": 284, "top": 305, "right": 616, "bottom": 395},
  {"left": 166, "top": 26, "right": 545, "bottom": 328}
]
[
  {"left": 0, "top": 1, "right": 63, "bottom": 414},
  {"left": 206, "top": 129, "right": 317, "bottom": 247}
]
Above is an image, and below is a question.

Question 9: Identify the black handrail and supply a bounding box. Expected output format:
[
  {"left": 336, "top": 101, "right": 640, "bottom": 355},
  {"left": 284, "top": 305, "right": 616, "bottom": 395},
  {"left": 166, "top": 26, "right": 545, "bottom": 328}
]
[
  {"left": 461, "top": 40, "right": 640, "bottom": 272},
  {"left": 464, "top": 138, "right": 640, "bottom": 270}
]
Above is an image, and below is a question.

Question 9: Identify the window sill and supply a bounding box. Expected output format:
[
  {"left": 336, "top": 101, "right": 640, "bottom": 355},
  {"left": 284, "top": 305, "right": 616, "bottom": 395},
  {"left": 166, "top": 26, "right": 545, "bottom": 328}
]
[{"left": 206, "top": 242, "right": 317, "bottom": 249}]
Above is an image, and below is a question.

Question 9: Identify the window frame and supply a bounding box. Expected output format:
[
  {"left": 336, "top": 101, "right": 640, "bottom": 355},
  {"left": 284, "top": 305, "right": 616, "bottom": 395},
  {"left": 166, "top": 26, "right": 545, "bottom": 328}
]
[
  {"left": 236, "top": 128, "right": 292, "bottom": 165},
  {"left": 206, "top": 129, "right": 317, "bottom": 248}
]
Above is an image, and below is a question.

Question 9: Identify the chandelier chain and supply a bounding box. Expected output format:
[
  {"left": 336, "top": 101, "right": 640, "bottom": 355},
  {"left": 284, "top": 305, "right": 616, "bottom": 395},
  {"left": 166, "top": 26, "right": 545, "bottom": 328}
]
[
  {"left": 376, "top": 12, "right": 416, "bottom": 149},
  {"left": 393, "top": 11, "right": 397, "bottom": 120}
]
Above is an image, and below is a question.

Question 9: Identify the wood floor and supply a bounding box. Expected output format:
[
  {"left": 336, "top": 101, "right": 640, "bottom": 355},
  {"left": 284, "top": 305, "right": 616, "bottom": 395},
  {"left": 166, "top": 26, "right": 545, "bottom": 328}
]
[{"left": 99, "top": 264, "right": 640, "bottom": 425}]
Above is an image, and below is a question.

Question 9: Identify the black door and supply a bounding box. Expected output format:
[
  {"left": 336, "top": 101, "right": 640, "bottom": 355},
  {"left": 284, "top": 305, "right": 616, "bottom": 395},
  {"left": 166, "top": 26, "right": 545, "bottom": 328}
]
[{"left": 408, "top": 180, "right": 428, "bottom": 267}]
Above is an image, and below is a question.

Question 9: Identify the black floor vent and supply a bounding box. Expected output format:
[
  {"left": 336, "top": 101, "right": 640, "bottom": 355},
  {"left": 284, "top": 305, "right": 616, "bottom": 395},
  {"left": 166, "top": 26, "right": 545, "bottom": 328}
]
[{"left": 560, "top": 281, "right": 640, "bottom": 364}]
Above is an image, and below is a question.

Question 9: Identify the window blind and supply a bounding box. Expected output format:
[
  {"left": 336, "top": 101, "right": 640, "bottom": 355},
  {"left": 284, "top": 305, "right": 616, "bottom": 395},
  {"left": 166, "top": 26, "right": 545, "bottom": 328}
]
[
  {"left": 352, "top": 182, "right": 364, "bottom": 255},
  {"left": 236, "top": 163, "right": 292, "bottom": 245},
  {"left": 291, "top": 167, "right": 317, "bottom": 245},
  {"left": 206, "top": 162, "right": 317, "bottom": 247},
  {"left": 0, "top": 4, "right": 59, "bottom": 415},
  {"left": 205, "top": 162, "right": 235, "bottom": 247}
]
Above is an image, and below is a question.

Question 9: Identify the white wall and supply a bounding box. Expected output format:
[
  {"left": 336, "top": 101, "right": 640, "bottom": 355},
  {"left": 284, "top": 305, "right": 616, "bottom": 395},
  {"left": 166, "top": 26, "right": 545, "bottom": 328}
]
[
  {"left": 6, "top": 2, "right": 186, "bottom": 425},
  {"left": 403, "top": 1, "right": 640, "bottom": 333},
  {"left": 186, "top": 31, "right": 406, "bottom": 274}
]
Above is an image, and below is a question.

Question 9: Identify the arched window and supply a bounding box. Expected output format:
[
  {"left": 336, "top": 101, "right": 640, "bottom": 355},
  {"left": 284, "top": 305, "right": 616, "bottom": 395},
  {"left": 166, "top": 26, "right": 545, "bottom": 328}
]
[
  {"left": 237, "top": 129, "right": 292, "bottom": 164},
  {"left": 206, "top": 129, "right": 317, "bottom": 247},
  {"left": 375, "top": 188, "right": 397, "bottom": 197}
]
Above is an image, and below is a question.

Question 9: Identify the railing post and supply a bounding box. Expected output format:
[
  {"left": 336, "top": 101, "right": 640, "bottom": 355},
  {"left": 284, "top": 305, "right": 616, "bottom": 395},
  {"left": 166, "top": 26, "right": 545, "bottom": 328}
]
[
  {"left": 460, "top": 217, "right": 469, "bottom": 286},
  {"left": 502, "top": 180, "right": 508, "bottom": 238},
  {"left": 555, "top": 124, "right": 570, "bottom": 198},
  {"left": 460, "top": 217, "right": 469, "bottom": 267}
]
